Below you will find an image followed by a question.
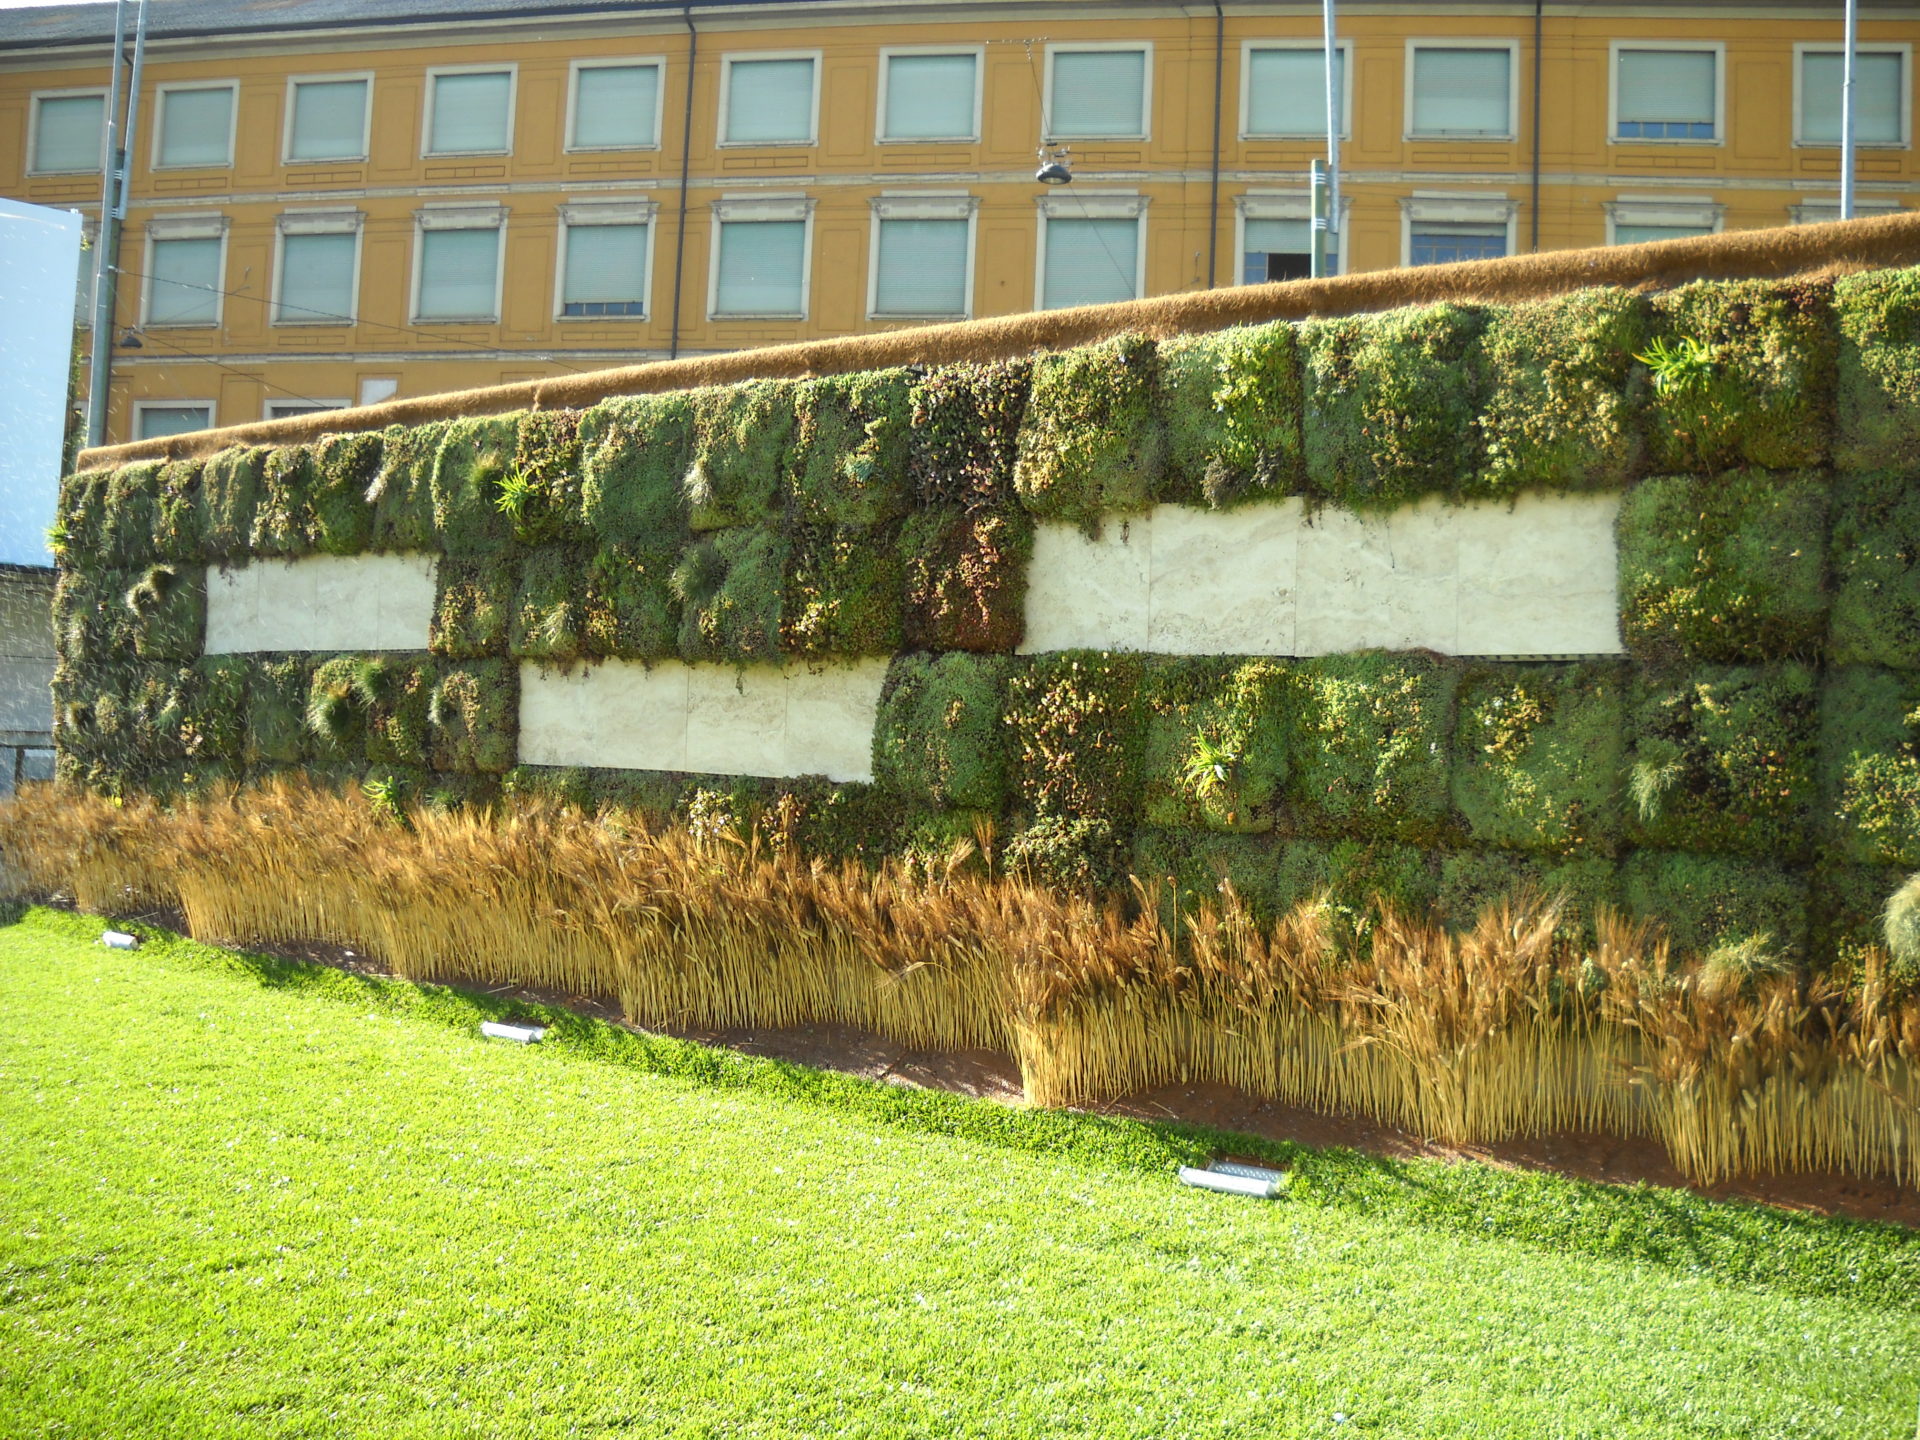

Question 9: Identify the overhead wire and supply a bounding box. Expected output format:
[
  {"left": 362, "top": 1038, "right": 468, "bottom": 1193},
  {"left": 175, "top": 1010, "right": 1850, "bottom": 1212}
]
[{"left": 1016, "top": 37, "right": 1139, "bottom": 302}]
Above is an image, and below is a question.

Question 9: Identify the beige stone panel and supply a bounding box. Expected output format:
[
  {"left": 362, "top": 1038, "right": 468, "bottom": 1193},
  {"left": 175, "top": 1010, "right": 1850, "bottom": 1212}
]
[
  {"left": 1146, "top": 500, "right": 1302, "bottom": 655},
  {"left": 516, "top": 659, "right": 690, "bottom": 772},
  {"left": 1456, "top": 492, "right": 1624, "bottom": 656},
  {"left": 685, "top": 664, "right": 790, "bottom": 778},
  {"left": 1019, "top": 517, "right": 1152, "bottom": 654},
  {"left": 784, "top": 659, "right": 889, "bottom": 783},
  {"left": 1294, "top": 499, "right": 1460, "bottom": 655},
  {"left": 204, "top": 553, "right": 436, "bottom": 654}
]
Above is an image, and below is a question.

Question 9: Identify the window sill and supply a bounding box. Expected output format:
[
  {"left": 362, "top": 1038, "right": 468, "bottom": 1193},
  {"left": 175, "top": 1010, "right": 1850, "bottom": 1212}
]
[
  {"left": 1043, "top": 133, "right": 1150, "bottom": 144},
  {"left": 142, "top": 320, "right": 221, "bottom": 329},
  {"left": 284, "top": 154, "right": 369, "bottom": 165},
  {"left": 1608, "top": 136, "right": 1724, "bottom": 147},
  {"left": 271, "top": 319, "right": 357, "bottom": 328},
  {"left": 421, "top": 149, "right": 512, "bottom": 160},
  {"left": 564, "top": 144, "right": 663, "bottom": 155},
  {"left": 1239, "top": 132, "right": 1350, "bottom": 143},
  {"left": 556, "top": 313, "right": 649, "bottom": 322},
  {"left": 409, "top": 316, "right": 499, "bottom": 325},
  {"left": 25, "top": 167, "right": 102, "bottom": 178},
  {"left": 875, "top": 135, "right": 979, "bottom": 145},
  {"left": 151, "top": 162, "right": 235, "bottom": 172},
  {"left": 1792, "top": 139, "right": 1908, "bottom": 151},
  {"left": 868, "top": 311, "right": 969, "bottom": 322},
  {"left": 716, "top": 139, "right": 818, "bottom": 149},
  {"left": 1404, "top": 133, "right": 1514, "bottom": 144},
  {"left": 709, "top": 312, "right": 806, "bottom": 321}
]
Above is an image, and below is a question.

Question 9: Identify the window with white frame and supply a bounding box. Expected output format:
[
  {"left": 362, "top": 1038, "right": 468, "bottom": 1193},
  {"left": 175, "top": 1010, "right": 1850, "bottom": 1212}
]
[
  {"left": 286, "top": 76, "right": 370, "bottom": 162},
  {"left": 721, "top": 56, "right": 818, "bottom": 145},
  {"left": 145, "top": 219, "right": 225, "bottom": 325},
  {"left": 30, "top": 91, "right": 106, "bottom": 173},
  {"left": 1614, "top": 47, "right": 1718, "bottom": 141},
  {"left": 414, "top": 207, "right": 505, "bottom": 321},
  {"left": 570, "top": 61, "right": 661, "bottom": 150},
  {"left": 880, "top": 51, "right": 979, "bottom": 141},
  {"left": 1038, "top": 194, "right": 1144, "bottom": 309},
  {"left": 275, "top": 211, "right": 360, "bottom": 324},
  {"left": 135, "top": 403, "right": 214, "bottom": 440},
  {"left": 1799, "top": 48, "right": 1907, "bottom": 146},
  {"left": 265, "top": 399, "right": 346, "bottom": 420},
  {"left": 426, "top": 69, "right": 514, "bottom": 155},
  {"left": 155, "top": 84, "right": 235, "bottom": 168},
  {"left": 711, "top": 197, "right": 811, "bottom": 316},
  {"left": 1244, "top": 45, "right": 1345, "bottom": 138},
  {"left": 1408, "top": 45, "right": 1512, "bottom": 138},
  {"left": 870, "top": 196, "right": 973, "bottom": 317},
  {"left": 1608, "top": 197, "right": 1721, "bottom": 246},
  {"left": 1047, "top": 47, "right": 1149, "bottom": 140},
  {"left": 1405, "top": 195, "right": 1511, "bottom": 266},
  {"left": 1243, "top": 219, "right": 1325, "bottom": 283},
  {"left": 559, "top": 202, "right": 654, "bottom": 317},
  {"left": 1791, "top": 197, "right": 1904, "bottom": 226}
]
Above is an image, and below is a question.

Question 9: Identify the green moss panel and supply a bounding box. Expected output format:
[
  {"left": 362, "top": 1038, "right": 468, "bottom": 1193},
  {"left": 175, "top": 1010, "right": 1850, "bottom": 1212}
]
[
  {"left": 1139, "top": 658, "right": 1292, "bottom": 834},
  {"left": 907, "top": 359, "right": 1029, "bottom": 508},
  {"left": 1820, "top": 666, "right": 1920, "bottom": 869},
  {"left": 1834, "top": 263, "right": 1920, "bottom": 472},
  {"left": 430, "top": 557, "right": 518, "bottom": 658},
  {"left": 1827, "top": 469, "right": 1920, "bottom": 669},
  {"left": 1157, "top": 320, "right": 1304, "bottom": 509},
  {"left": 790, "top": 370, "right": 914, "bottom": 527},
  {"left": 873, "top": 653, "right": 1013, "bottom": 813},
  {"left": 429, "top": 660, "right": 517, "bottom": 775},
  {"left": 1451, "top": 663, "right": 1626, "bottom": 857},
  {"left": 1013, "top": 336, "right": 1164, "bottom": 525},
  {"left": 900, "top": 506, "right": 1030, "bottom": 654},
  {"left": 369, "top": 423, "right": 443, "bottom": 553},
  {"left": 686, "top": 379, "right": 797, "bottom": 532},
  {"left": 431, "top": 414, "right": 521, "bottom": 557},
  {"left": 672, "top": 527, "right": 787, "bottom": 663},
  {"left": 505, "top": 411, "right": 589, "bottom": 547},
  {"left": 1618, "top": 850, "right": 1810, "bottom": 960},
  {"left": 1287, "top": 653, "right": 1457, "bottom": 844},
  {"left": 199, "top": 448, "right": 268, "bottom": 562},
  {"left": 579, "top": 392, "right": 696, "bottom": 546}
]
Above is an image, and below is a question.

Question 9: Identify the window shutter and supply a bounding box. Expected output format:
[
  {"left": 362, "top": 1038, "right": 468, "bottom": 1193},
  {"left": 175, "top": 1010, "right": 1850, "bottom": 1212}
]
[
  {"left": 1246, "top": 49, "right": 1341, "bottom": 136},
  {"left": 1410, "top": 48, "right": 1510, "bottom": 136},
  {"left": 725, "top": 59, "right": 815, "bottom": 143},
  {"left": 1616, "top": 50, "right": 1716, "bottom": 125},
  {"left": 1803, "top": 52, "right": 1902, "bottom": 144},
  {"left": 883, "top": 54, "right": 976, "bottom": 139},
  {"left": 873, "top": 218, "right": 968, "bottom": 315},
  {"left": 137, "top": 405, "right": 213, "bottom": 441},
  {"left": 149, "top": 237, "right": 221, "bottom": 324},
  {"left": 574, "top": 64, "right": 659, "bottom": 148},
  {"left": 158, "top": 87, "right": 233, "bottom": 166},
  {"left": 1042, "top": 217, "right": 1139, "bottom": 309},
  {"left": 1050, "top": 50, "right": 1147, "bottom": 137},
  {"left": 289, "top": 79, "right": 368, "bottom": 161},
  {"left": 1613, "top": 224, "right": 1711, "bottom": 246},
  {"left": 715, "top": 220, "right": 806, "bottom": 314},
  {"left": 1243, "top": 217, "right": 1311, "bottom": 255},
  {"left": 564, "top": 223, "right": 650, "bottom": 305},
  {"left": 417, "top": 228, "right": 500, "bottom": 319},
  {"left": 277, "top": 232, "right": 357, "bottom": 322},
  {"left": 33, "top": 94, "right": 104, "bottom": 172},
  {"left": 429, "top": 72, "right": 512, "bottom": 154}
]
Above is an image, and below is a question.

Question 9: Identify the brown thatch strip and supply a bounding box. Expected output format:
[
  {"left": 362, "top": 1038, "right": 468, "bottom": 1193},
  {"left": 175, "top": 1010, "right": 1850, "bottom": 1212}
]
[{"left": 79, "top": 212, "right": 1920, "bottom": 471}]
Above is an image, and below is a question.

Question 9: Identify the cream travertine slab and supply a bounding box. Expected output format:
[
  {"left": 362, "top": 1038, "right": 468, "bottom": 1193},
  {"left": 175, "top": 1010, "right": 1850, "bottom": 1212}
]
[
  {"left": 1454, "top": 492, "right": 1624, "bottom": 656},
  {"left": 1019, "top": 518, "right": 1151, "bottom": 653},
  {"left": 204, "top": 554, "right": 437, "bottom": 654},
  {"left": 1146, "top": 500, "right": 1302, "bottom": 655},
  {"left": 520, "top": 658, "right": 889, "bottom": 783}
]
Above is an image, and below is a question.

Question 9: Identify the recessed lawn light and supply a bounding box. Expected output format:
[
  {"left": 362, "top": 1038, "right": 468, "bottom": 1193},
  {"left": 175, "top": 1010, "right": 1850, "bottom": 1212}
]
[
  {"left": 100, "top": 931, "right": 139, "bottom": 950},
  {"left": 479, "top": 1020, "right": 546, "bottom": 1044},
  {"left": 1177, "top": 1162, "right": 1290, "bottom": 1199}
]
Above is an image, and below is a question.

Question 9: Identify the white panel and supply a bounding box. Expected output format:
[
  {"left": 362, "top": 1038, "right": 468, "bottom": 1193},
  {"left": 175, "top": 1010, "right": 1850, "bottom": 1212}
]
[
  {"left": 686, "top": 664, "right": 789, "bottom": 777},
  {"left": 784, "top": 661, "right": 889, "bottom": 783},
  {"left": 0, "top": 198, "right": 81, "bottom": 567},
  {"left": 204, "top": 554, "right": 437, "bottom": 654},
  {"left": 1020, "top": 498, "right": 1622, "bottom": 659},
  {"left": 517, "top": 659, "right": 689, "bottom": 771},
  {"left": 1411, "top": 48, "right": 1510, "bottom": 135}
]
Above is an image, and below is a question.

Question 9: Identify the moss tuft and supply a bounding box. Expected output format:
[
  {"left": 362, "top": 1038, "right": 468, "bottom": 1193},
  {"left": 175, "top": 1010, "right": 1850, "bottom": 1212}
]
[
  {"left": 252, "top": 446, "right": 317, "bottom": 556},
  {"left": 1820, "top": 666, "right": 1920, "bottom": 869},
  {"left": 124, "top": 564, "right": 207, "bottom": 661},
  {"left": 873, "top": 653, "right": 1012, "bottom": 811},
  {"left": 1826, "top": 468, "right": 1920, "bottom": 669},
  {"left": 430, "top": 660, "right": 517, "bottom": 774},
  {"left": 1626, "top": 664, "right": 1819, "bottom": 860},
  {"left": 1619, "top": 850, "right": 1809, "bottom": 960},
  {"left": 1834, "top": 264, "right": 1920, "bottom": 471},
  {"left": 1288, "top": 654, "right": 1457, "bottom": 843},
  {"left": 790, "top": 370, "right": 913, "bottom": 527},
  {"left": 907, "top": 359, "right": 1029, "bottom": 508},
  {"left": 432, "top": 415, "right": 520, "bottom": 556},
  {"left": 579, "top": 394, "right": 695, "bottom": 546},
  {"left": 368, "top": 423, "right": 444, "bottom": 553},
  {"left": 1139, "top": 658, "right": 1292, "bottom": 833},
  {"left": 1617, "top": 471, "right": 1829, "bottom": 664},
  {"left": 1646, "top": 278, "right": 1836, "bottom": 472},
  {"left": 430, "top": 556, "right": 517, "bottom": 658},
  {"left": 1013, "top": 336, "right": 1164, "bottom": 526},
  {"left": 100, "top": 461, "right": 163, "bottom": 567},
  {"left": 583, "top": 544, "right": 682, "bottom": 661},
  {"left": 1473, "top": 288, "right": 1651, "bottom": 499},
  {"left": 198, "top": 448, "right": 267, "bottom": 562},
  {"left": 1005, "top": 652, "right": 1146, "bottom": 826},
  {"left": 1302, "top": 303, "right": 1486, "bottom": 510},
  {"left": 1157, "top": 321, "right": 1304, "bottom": 508},
  {"left": 510, "top": 545, "right": 589, "bottom": 662},
  {"left": 502, "top": 410, "right": 588, "bottom": 547},
  {"left": 672, "top": 528, "right": 786, "bottom": 663},
  {"left": 686, "top": 380, "right": 797, "bottom": 532},
  {"left": 1451, "top": 663, "right": 1625, "bottom": 856},
  {"left": 781, "top": 524, "right": 904, "bottom": 660},
  {"left": 309, "top": 432, "right": 381, "bottom": 555},
  {"left": 900, "top": 506, "right": 1031, "bottom": 654},
  {"left": 305, "top": 656, "right": 369, "bottom": 763},
  {"left": 151, "top": 458, "right": 207, "bottom": 562}
]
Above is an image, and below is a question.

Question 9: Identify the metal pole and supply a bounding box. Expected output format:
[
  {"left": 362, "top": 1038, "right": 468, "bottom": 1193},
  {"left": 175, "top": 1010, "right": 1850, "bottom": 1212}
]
[
  {"left": 1840, "top": 0, "right": 1859, "bottom": 219},
  {"left": 1310, "top": 158, "right": 1328, "bottom": 279},
  {"left": 1322, "top": 0, "right": 1340, "bottom": 261},
  {"left": 83, "top": 0, "right": 130, "bottom": 448}
]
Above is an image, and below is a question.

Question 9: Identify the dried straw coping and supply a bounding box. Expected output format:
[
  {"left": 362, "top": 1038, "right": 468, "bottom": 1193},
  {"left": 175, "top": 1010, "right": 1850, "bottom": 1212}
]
[{"left": 78, "top": 211, "right": 1920, "bottom": 471}]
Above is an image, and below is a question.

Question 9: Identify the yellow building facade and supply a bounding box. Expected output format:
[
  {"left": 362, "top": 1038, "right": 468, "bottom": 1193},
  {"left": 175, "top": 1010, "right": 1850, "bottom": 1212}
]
[{"left": 1, "top": 0, "right": 1914, "bottom": 445}]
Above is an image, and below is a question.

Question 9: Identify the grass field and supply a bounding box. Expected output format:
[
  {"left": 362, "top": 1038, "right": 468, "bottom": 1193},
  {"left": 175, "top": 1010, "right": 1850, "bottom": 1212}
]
[{"left": 0, "top": 907, "right": 1915, "bottom": 1440}]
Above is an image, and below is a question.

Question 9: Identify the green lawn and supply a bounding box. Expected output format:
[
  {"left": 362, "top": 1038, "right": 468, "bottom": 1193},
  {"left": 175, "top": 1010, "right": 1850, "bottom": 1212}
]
[{"left": 0, "top": 908, "right": 1915, "bottom": 1440}]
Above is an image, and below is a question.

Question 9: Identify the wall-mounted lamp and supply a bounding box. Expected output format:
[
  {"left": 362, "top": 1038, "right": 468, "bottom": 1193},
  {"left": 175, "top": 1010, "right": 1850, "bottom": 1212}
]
[
  {"left": 116, "top": 328, "right": 143, "bottom": 349},
  {"left": 1036, "top": 145, "right": 1074, "bottom": 185}
]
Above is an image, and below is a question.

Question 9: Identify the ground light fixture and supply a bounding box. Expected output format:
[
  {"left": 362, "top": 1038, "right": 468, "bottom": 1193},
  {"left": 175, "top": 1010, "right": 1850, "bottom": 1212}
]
[
  {"left": 100, "top": 930, "right": 139, "bottom": 949},
  {"left": 479, "top": 1019, "right": 547, "bottom": 1044},
  {"left": 1036, "top": 145, "right": 1073, "bottom": 185},
  {"left": 1177, "top": 1160, "right": 1290, "bottom": 1199}
]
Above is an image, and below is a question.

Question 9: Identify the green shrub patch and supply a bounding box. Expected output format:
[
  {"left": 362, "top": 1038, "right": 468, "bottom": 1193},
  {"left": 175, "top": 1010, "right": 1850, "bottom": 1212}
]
[
  {"left": 100, "top": 460, "right": 162, "bottom": 567},
  {"left": 1436, "top": 850, "right": 1615, "bottom": 941},
  {"left": 791, "top": 370, "right": 913, "bottom": 527},
  {"left": 369, "top": 424, "right": 443, "bottom": 553},
  {"left": 672, "top": 528, "right": 787, "bottom": 663},
  {"left": 1139, "top": 658, "right": 1292, "bottom": 833},
  {"left": 1158, "top": 321, "right": 1303, "bottom": 508},
  {"left": 1302, "top": 302, "right": 1486, "bottom": 511},
  {"left": 1827, "top": 468, "right": 1920, "bottom": 669},
  {"left": 1835, "top": 263, "right": 1920, "bottom": 471},
  {"left": 907, "top": 359, "right": 1028, "bottom": 508},
  {"left": 430, "top": 556, "right": 517, "bottom": 658},
  {"left": 429, "top": 660, "right": 517, "bottom": 775},
  {"left": 1014, "top": 337, "right": 1163, "bottom": 525},
  {"left": 1274, "top": 837, "right": 1442, "bottom": 952},
  {"left": 1131, "top": 828, "right": 1287, "bottom": 923},
  {"left": 583, "top": 544, "right": 682, "bottom": 661},
  {"left": 252, "top": 445, "right": 317, "bottom": 556},
  {"left": 199, "top": 448, "right": 268, "bottom": 562},
  {"left": 900, "top": 506, "right": 1030, "bottom": 653},
  {"left": 308, "top": 432, "right": 381, "bottom": 556},
  {"left": 1617, "top": 471, "right": 1829, "bottom": 664},
  {"left": 1619, "top": 850, "right": 1809, "bottom": 959},
  {"left": 579, "top": 393, "right": 695, "bottom": 546},
  {"left": 510, "top": 545, "right": 589, "bottom": 662},
  {"left": 1451, "top": 663, "right": 1625, "bottom": 857},
  {"left": 873, "top": 653, "right": 1012, "bottom": 812},
  {"left": 1005, "top": 652, "right": 1147, "bottom": 825},
  {"left": 687, "top": 380, "right": 796, "bottom": 532},
  {"left": 246, "top": 655, "right": 311, "bottom": 766},
  {"left": 1626, "top": 664, "right": 1819, "bottom": 861},
  {"left": 1473, "top": 288, "right": 1650, "bottom": 499},
  {"left": 362, "top": 657, "right": 436, "bottom": 771},
  {"left": 1288, "top": 654, "right": 1457, "bottom": 843},
  {"left": 1004, "top": 813, "right": 1129, "bottom": 895},
  {"left": 781, "top": 524, "right": 905, "bottom": 659},
  {"left": 431, "top": 415, "right": 520, "bottom": 556},
  {"left": 503, "top": 411, "right": 588, "bottom": 547},
  {"left": 1646, "top": 278, "right": 1836, "bottom": 473},
  {"left": 151, "top": 457, "right": 206, "bottom": 562},
  {"left": 305, "top": 655, "right": 371, "bottom": 764},
  {"left": 1821, "top": 665, "right": 1920, "bottom": 869}
]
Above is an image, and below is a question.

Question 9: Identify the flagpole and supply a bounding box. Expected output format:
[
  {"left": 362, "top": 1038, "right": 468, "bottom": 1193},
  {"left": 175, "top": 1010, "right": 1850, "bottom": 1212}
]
[
  {"left": 1323, "top": 0, "right": 1340, "bottom": 268},
  {"left": 1840, "top": 0, "right": 1858, "bottom": 219}
]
